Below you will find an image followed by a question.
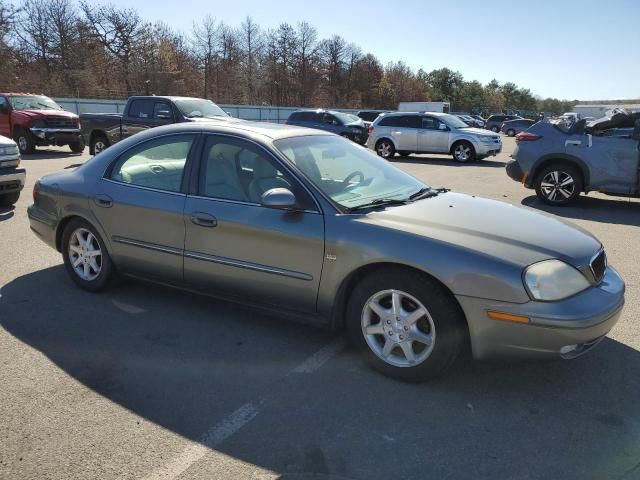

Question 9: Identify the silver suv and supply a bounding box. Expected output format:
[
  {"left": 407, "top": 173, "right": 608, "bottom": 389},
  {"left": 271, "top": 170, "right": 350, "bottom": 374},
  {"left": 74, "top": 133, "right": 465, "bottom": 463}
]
[{"left": 366, "top": 112, "right": 502, "bottom": 162}]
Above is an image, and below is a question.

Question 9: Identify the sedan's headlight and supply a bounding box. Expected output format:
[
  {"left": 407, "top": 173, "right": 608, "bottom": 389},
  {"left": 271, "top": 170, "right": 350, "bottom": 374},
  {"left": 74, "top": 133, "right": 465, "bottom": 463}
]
[
  {"left": 480, "top": 136, "right": 495, "bottom": 143},
  {"left": 0, "top": 145, "right": 19, "bottom": 155},
  {"left": 524, "top": 259, "right": 590, "bottom": 301}
]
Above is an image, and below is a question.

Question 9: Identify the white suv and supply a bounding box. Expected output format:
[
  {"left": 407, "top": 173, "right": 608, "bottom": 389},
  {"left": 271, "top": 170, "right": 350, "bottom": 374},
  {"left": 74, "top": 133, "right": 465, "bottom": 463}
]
[{"left": 366, "top": 112, "right": 502, "bottom": 162}]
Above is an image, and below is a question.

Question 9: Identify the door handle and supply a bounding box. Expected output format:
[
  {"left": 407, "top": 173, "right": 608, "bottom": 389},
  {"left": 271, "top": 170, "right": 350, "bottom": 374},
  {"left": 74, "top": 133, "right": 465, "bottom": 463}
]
[
  {"left": 565, "top": 140, "right": 582, "bottom": 147},
  {"left": 190, "top": 212, "right": 217, "bottom": 227},
  {"left": 94, "top": 194, "right": 113, "bottom": 208}
]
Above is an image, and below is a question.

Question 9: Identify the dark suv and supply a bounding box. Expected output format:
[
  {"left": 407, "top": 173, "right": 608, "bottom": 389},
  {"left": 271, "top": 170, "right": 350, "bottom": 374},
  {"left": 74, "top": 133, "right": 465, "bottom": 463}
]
[
  {"left": 485, "top": 114, "right": 522, "bottom": 133},
  {"left": 285, "top": 110, "right": 368, "bottom": 144}
]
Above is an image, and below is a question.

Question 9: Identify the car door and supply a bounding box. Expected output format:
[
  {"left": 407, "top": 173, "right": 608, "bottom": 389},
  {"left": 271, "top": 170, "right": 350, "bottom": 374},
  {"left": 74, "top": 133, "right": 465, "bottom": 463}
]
[
  {"left": 183, "top": 134, "right": 325, "bottom": 312},
  {"left": 90, "top": 132, "right": 197, "bottom": 283},
  {"left": 389, "top": 115, "right": 418, "bottom": 151},
  {"left": 0, "top": 96, "right": 11, "bottom": 138},
  {"left": 566, "top": 134, "right": 639, "bottom": 193},
  {"left": 122, "top": 99, "right": 155, "bottom": 139},
  {"left": 417, "top": 116, "right": 449, "bottom": 153}
]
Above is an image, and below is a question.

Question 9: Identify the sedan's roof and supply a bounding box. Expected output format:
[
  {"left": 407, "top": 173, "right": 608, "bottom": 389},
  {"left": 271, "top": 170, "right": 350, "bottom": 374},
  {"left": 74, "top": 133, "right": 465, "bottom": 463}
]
[{"left": 134, "top": 120, "right": 332, "bottom": 142}]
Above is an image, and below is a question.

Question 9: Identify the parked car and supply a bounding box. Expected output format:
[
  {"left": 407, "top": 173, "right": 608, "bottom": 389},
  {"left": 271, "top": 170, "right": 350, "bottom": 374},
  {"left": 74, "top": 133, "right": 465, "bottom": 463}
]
[
  {"left": 455, "top": 114, "right": 484, "bottom": 128},
  {"left": 356, "top": 110, "right": 390, "bottom": 125},
  {"left": 81, "top": 96, "right": 234, "bottom": 155},
  {"left": 485, "top": 114, "right": 522, "bottom": 133},
  {"left": 367, "top": 112, "right": 502, "bottom": 162},
  {"left": 0, "top": 93, "right": 84, "bottom": 154},
  {"left": 0, "top": 134, "right": 25, "bottom": 206},
  {"left": 506, "top": 114, "right": 640, "bottom": 205},
  {"left": 285, "top": 109, "right": 368, "bottom": 144},
  {"left": 501, "top": 118, "right": 536, "bottom": 137},
  {"left": 28, "top": 122, "right": 625, "bottom": 381},
  {"left": 470, "top": 114, "right": 486, "bottom": 127}
]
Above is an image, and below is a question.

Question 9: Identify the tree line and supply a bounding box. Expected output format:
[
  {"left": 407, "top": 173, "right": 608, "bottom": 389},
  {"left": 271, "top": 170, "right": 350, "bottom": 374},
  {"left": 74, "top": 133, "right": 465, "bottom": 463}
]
[{"left": 0, "top": 0, "right": 578, "bottom": 114}]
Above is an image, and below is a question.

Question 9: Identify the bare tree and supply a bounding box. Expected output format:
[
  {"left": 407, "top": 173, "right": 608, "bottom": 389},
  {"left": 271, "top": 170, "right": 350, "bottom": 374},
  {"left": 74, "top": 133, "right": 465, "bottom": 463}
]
[
  {"left": 239, "top": 16, "right": 261, "bottom": 104},
  {"left": 191, "top": 15, "right": 218, "bottom": 98},
  {"left": 80, "top": 1, "right": 145, "bottom": 94},
  {"left": 295, "top": 21, "right": 317, "bottom": 106}
]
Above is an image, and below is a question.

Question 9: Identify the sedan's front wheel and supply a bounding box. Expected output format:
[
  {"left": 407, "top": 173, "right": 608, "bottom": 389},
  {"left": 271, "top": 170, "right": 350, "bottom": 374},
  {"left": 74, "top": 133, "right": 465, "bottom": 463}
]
[
  {"left": 62, "top": 218, "right": 114, "bottom": 292},
  {"left": 346, "top": 268, "right": 466, "bottom": 382}
]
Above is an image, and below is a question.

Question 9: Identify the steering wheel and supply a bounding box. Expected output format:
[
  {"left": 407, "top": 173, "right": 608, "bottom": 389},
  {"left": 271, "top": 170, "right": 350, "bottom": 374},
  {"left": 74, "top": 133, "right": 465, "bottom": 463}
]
[{"left": 342, "top": 171, "right": 365, "bottom": 190}]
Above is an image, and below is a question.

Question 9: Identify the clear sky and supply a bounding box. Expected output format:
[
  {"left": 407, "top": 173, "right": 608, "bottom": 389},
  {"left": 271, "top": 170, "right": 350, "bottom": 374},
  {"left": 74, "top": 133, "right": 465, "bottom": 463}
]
[{"left": 109, "top": 0, "right": 640, "bottom": 100}]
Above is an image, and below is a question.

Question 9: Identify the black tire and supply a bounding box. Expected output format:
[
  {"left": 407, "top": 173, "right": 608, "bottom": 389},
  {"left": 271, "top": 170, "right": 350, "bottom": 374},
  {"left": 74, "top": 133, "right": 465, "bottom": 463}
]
[
  {"left": 506, "top": 129, "right": 516, "bottom": 137},
  {"left": 0, "top": 192, "right": 20, "bottom": 207},
  {"left": 14, "top": 128, "right": 35, "bottom": 154},
  {"left": 451, "top": 141, "right": 476, "bottom": 163},
  {"left": 491, "top": 126, "right": 500, "bottom": 133},
  {"left": 346, "top": 267, "right": 467, "bottom": 382},
  {"left": 69, "top": 138, "right": 85, "bottom": 153},
  {"left": 61, "top": 218, "right": 114, "bottom": 292},
  {"left": 375, "top": 139, "right": 395, "bottom": 159},
  {"left": 90, "top": 134, "right": 109, "bottom": 155},
  {"left": 534, "top": 163, "right": 583, "bottom": 206}
]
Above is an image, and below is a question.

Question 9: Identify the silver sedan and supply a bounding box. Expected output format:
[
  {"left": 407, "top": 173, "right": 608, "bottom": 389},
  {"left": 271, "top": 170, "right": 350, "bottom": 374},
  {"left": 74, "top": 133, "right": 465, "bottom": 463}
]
[{"left": 28, "top": 122, "right": 625, "bottom": 381}]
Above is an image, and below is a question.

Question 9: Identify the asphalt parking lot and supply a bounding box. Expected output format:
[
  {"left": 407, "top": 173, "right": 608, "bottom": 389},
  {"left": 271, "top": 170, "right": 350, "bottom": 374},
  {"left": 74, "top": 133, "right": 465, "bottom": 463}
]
[{"left": 1, "top": 137, "right": 640, "bottom": 480}]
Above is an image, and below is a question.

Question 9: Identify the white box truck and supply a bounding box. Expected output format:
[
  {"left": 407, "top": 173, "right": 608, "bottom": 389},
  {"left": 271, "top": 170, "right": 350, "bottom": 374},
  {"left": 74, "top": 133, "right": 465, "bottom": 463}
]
[{"left": 398, "top": 102, "right": 450, "bottom": 113}]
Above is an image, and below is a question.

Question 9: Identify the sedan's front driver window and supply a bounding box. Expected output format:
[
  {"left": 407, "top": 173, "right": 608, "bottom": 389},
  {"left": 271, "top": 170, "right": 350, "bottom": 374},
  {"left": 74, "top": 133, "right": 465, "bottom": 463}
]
[{"left": 109, "top": 134, "right": 195, "bottom": 192}]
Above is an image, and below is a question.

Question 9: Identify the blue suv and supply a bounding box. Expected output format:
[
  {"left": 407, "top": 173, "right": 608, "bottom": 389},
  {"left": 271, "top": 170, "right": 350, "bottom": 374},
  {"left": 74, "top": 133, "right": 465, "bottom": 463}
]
[{"left": 285, "top": 109, "right": 368, "bottom": 144}]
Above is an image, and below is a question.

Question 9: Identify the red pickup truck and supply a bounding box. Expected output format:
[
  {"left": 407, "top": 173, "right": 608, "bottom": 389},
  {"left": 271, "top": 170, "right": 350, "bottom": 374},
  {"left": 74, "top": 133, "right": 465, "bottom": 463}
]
[{"left": 0, "top": 93, "right": 84, "bottom": 154}]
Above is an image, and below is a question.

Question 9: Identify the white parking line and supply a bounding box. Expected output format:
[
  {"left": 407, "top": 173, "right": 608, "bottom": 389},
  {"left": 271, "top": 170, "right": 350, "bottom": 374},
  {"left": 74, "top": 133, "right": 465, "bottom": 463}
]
[
  {"left": 141, "top": 403, "right": 259, "bottom": 480},
  {"left": 112, "top": 299, "right": 147, "bottom": 314},
  {"left": 140, "top": 337, "right": 345, "bottom": 479},
  {"left": 290, "top": 337, "right": 346, "bottom": 374}
]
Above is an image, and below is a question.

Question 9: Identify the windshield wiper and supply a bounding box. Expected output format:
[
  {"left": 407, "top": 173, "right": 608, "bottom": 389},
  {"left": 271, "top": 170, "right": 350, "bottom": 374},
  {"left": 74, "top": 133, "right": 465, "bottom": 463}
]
[
  {"left": 346, "top": 198, "right": 408, "bottom": 212},
  {"left": 408, "top": 187, "right": 449, "bottom": 201}
]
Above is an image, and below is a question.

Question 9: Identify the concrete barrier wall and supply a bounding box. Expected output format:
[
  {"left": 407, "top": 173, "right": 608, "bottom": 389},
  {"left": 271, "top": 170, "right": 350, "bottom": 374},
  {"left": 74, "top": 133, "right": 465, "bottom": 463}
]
[{"left": 53, "top": 98, "right": 360, "bottom": 123}]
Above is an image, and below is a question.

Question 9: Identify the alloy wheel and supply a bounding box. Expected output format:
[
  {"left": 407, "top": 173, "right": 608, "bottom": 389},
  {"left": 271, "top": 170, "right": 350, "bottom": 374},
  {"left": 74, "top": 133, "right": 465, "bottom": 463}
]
[
  {"left": 94, "top": 140, "right": 106, "bottom": 154},
  {"left": 68, "top": 228, "right": 102, "bottom": 281},
  {"left": 361, "top": 289, "right": 436, "bottom": 368},
  {"left": 454, "top": 144, "right": 471, "bottom": 162},
  {"left": 540, "top": 170, "right": 575, "bottom": 202},
  {"left": 377, "top": 141, "right": 392, "bottom": 158}
]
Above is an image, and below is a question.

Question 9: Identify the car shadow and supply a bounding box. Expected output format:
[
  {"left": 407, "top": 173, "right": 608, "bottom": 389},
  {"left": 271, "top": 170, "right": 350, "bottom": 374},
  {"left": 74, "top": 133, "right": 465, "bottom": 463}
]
[
  {"left": 22, "top": 149, "right": 84, "bottom": 160},
  {"left": 522, "top": 194, "right": 640, "bottom": 227},
  {"left": 392, "top": 155, "right": 507, "bottom": 168},
  {"left": 0, "top": 205, "right": 15, "bottom": 222},
  {"left": 2, "top": 266, "right": 639, "bottom": 479}
]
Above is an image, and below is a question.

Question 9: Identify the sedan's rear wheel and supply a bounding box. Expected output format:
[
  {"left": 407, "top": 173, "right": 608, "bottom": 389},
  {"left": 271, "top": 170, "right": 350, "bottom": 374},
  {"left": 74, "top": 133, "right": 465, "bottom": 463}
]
[
  {"left": 375, "top": 139, "right": 395, "bottom": 159},
  {"left": 507, "top": 128, "right": 516, "bottom": 137},
  {"left": 346, "top": 268, "right": 466, "bottom": 382},
  {"left": 534, "top": 164, "right": 582, "bottom": 206},
  {"left": 62, "top": 218, "right": 114, "bottom": 292}
]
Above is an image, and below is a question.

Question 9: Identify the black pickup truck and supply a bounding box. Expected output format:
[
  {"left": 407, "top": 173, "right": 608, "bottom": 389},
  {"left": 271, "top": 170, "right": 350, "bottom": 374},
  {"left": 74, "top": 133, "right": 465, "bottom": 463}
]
[{"left": 81, "top": 96, "right": 234, "bottom": 154}]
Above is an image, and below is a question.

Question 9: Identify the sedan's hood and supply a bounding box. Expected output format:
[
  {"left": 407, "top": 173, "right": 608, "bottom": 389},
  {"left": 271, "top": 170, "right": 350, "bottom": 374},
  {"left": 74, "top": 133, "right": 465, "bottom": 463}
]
[
  {"left": 367, "top": 192, "right": 600, "bottom": 268},
  {"left": 0, "top": 134, "right": 16, "bottom": 147},
  {"left": 186, "top": 116, "right": 242, "bottom": 123}
]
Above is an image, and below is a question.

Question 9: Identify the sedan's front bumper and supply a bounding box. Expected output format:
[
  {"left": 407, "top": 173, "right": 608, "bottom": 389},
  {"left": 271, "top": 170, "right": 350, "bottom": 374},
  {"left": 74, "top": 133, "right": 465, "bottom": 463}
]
[
  {"left": 0, "top": 167, "right": 26, "bottom": 194},
  {"left": 457, "top": 266, "right": 625, "bottom": 360}
]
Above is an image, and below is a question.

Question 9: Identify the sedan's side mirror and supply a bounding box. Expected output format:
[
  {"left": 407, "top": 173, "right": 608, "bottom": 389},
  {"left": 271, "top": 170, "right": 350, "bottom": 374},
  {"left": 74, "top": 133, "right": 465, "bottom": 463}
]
[
  {"left": 439, "top": 123, "right": 449, "bottom": 131},
  {"left": 156, "top": 111, "right": 173, "bottom": 120},
  {"left": 0, "top": 103, "right": 8, "bottom": 114},
  {"left": 261, "top": 188, "right": 298, "bottom": 210}
]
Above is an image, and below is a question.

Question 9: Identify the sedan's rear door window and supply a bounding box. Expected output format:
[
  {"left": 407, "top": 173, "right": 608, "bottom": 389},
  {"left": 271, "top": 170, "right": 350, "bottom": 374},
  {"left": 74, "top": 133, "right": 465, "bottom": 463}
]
[{"left": 109, "top": 134, "right": 195, "bottom": 192}]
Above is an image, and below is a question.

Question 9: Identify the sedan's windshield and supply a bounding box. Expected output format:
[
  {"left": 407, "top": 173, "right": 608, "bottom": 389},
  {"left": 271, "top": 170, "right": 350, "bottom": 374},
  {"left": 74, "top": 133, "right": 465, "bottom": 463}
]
[
  {"left": 174, "top": 99, "right": 228, "bottom": 119},
  {"left": 439, "top": 113, "right": 469, "bottom": 129},
  {"left": 8, "top": 95, "right": 62, "bottom": 111},
  {"left": 274, "top": 135, "right": 429, "bottom": 210}
]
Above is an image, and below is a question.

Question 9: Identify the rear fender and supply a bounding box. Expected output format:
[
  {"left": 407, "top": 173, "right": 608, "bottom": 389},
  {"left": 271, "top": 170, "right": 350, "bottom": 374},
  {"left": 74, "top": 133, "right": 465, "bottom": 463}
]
[{"left": 528, "top": 153, "right": 590, "bottom": 189}]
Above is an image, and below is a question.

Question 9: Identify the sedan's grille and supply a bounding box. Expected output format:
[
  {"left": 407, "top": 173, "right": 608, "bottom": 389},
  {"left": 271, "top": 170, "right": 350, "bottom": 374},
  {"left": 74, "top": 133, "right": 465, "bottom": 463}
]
[
  {"left": 590, "top": 250, "right": 607, "bottom": 283},
  {"left": 44, "top": 116, "right": 76, "bottom": 128}
]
